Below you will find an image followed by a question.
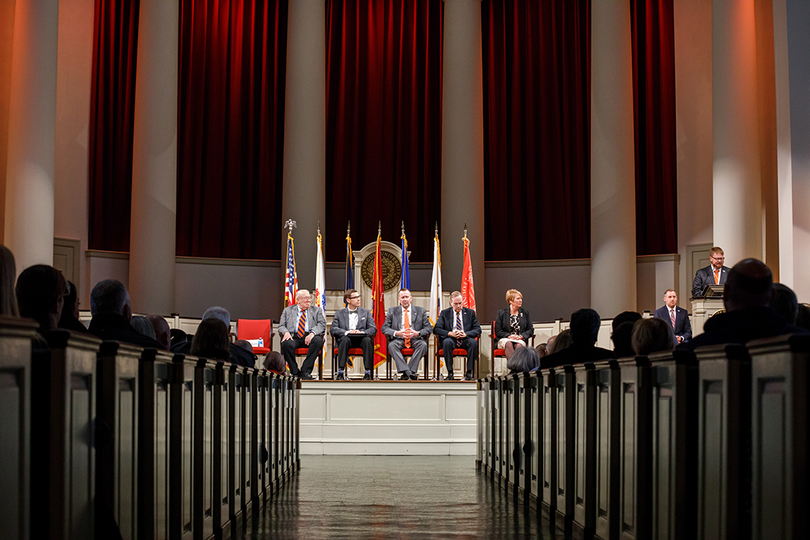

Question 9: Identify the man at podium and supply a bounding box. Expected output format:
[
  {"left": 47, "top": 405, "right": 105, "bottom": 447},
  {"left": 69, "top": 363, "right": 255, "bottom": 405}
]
[{"left": 692, "top": 246, "right": 730, "bottom": 298}]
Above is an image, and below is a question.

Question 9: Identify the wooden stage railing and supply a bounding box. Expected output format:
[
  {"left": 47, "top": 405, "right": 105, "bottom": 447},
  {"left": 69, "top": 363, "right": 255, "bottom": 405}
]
[
  {"left": 477, "top": 334, "right": 809, "bottom": 540},
  {"left": 0, "top": 317, "right": 300, "bottom": 540}
]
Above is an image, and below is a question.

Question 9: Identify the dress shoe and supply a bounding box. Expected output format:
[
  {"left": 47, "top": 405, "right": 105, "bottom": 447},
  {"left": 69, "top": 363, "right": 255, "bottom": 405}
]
[
  {"left": 335, "top": 371, "right": 345, "bottom": 380},
  {"left": 409, "top": 373, "right": 418, "bottom": 380},
  {"left": 445, "top": 372, "right": 455, "bottom": 381},
  {"left": 463, "top": 372, "right": 474, "bottom": 381},
  {"left": 363, "top": 372, "right": 372, "bottom": 380},
  {"left": 300, "top": 373, "right": 315, "bottom": 380},
  {"left": 400, "top": 373, "right": 411, "bottom": 381}
]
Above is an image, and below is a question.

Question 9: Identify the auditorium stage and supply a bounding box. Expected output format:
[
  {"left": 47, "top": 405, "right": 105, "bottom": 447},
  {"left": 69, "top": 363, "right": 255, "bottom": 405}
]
[{"left": 299, "top": 380, "right": 478, "bottom": 456}]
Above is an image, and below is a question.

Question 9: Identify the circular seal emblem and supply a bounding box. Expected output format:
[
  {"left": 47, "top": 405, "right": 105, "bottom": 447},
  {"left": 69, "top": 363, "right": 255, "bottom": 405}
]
[{"left": 361, "top": 251, "right": 402, "bottom": 292}]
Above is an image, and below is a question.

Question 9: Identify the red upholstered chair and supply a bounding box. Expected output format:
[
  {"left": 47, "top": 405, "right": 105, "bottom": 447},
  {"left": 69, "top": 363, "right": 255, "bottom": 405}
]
[
  {"left": 331, "top": 345, "right": 365, "bottom": 379},
  {"left": 237, "top": 319, "right": 274, "bottom": 355},
  {"left": 434, "top": 335, "right": 480, "bottom": 380},
  {"left": 385, "top": 339, "right": 429, "bottom": 380},
  {"left": 293, "top": 347, "right": 324, "bottom": 380}
]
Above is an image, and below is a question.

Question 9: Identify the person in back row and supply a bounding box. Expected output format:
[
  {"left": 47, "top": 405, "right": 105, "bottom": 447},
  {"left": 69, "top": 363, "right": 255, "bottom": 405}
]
[
  {"left": 541, "top": 308, "right": 614, "bottom": 369},
  {"left": 87, "top": 279, "right": 163, "bottom": 349}
]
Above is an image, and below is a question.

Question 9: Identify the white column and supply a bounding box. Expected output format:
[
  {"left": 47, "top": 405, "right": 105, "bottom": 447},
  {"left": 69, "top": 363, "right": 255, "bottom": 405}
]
[
  {"left": 441, "top": 0, "right": 486, "bottom": 318},
  {"left": 129, "top": 0, "right": 178, "bottom": 315},
  {"left": 3, "top": 0, "right": 59, "bottom": 272},
  {"left": 772, "top": 0, "right": 793, "bottom": 286},
  {"left": 283, "top": 0, "right": 326, "bottom": 287},
  {"left": 590, "top": 0, "right": 637, "bottom": 316},
  {"left": 712, "top": 0, "right": 762, "bottom": 264}
]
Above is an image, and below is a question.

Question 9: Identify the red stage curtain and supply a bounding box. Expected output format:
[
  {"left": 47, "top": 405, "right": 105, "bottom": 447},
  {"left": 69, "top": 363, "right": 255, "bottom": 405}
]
[
  {"left": 325, "top": 0, "right": 443, "bottom": 262},
  {"left": 88, "top": 0, "right": 140, "bottom": 251},
  {"left": 482, "top": 0, "right": 591, "bottom": 261},
  {"left": 632, "top": 0, "right": 677, "bottom": 255},
  {"left": 176, "top": 0, "right": 287, "bottom": 259}
]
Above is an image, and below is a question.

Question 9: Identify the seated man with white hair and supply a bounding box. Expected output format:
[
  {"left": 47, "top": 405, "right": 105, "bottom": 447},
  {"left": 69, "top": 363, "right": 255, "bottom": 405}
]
[{"left": 278, "top": 289, "right": 326, "bottom": 380}]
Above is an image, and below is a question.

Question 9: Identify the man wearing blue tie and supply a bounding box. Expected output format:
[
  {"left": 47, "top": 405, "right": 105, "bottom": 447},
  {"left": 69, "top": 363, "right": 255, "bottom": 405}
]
[
  {"left": 433, "top": 291, "right": 481, "bottom": 380},
  {"left": 653, "top": 289, "right": 692, "bottom": 344},
  {"left": 279, "top": 289, "right": 326, "bottom": 379}
]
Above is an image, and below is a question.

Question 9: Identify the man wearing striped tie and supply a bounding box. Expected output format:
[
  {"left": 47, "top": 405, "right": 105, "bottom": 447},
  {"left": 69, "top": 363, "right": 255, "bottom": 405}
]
[
  {"left": 433, "top": 291, "right": 481, "bottom": 380},
  {"left": 653, "top": 289, "right": 692, "bottom": 344},
  {"left": 279, "top": 289, "right": 327, "bottom": 379},
  {"left": 691, "top": 246, "right": 730, "bottom": 298}
]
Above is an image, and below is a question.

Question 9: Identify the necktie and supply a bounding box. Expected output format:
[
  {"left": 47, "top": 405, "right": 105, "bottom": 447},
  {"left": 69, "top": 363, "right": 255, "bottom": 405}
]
[
  {"left": 670, "top": 309, "right": 676, "bottom": 330},
  {"left": 714, "top": 268, "right": 720, "bottom": 284},
  {"left": 297, "top": 309, "right": 307, "bottom": 338},
  {"left": 455, "top": 312, "right": 463, "bottom": 347},
  {"left": 403, "top": 309, "right": 411, "bottom": 348}
]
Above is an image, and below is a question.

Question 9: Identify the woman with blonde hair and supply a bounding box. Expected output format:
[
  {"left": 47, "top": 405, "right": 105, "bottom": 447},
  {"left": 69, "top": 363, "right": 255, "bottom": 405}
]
[{"left": 494, "top": 288, "right": 534, "bottom": 359}]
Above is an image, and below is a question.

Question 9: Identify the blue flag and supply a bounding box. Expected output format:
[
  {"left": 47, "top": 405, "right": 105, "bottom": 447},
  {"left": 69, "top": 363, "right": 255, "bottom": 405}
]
[{"left": 400, "top": 227, "right": 411, "bottom": 290}]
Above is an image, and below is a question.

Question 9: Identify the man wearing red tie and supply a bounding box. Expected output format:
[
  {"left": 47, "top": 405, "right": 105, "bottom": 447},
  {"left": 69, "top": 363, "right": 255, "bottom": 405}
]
[
  {"left": 691, "top": 246, "right": 731, "bottom": 298},
  {"left": 653, "top": 289, "right": 692, "bottom": 344},
  {"left": 279, "top": 289, "right": 326, "bottom": 379}
]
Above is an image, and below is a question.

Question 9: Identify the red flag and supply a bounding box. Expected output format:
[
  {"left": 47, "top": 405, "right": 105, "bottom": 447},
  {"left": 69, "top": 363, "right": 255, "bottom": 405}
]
[
  {"left": 461, "top": 235, "right": 476, "bottom": 312},
  {"left": 372, "top": 231, "right": 387, "bottom": 367}
]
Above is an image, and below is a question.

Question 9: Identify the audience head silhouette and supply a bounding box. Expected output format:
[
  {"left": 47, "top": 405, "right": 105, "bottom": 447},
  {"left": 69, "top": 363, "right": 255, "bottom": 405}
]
[
  {"left": 16, "top": 265, "right": 66, "bottom": 331},
  {"left": 548, "top": 329, "right": 572, "bottom": 354},
  {"left": 148, "top": 315, "right": 171, "bottom": 350},
  {"left": 91, "top": 279, "right": 132, "bottom": 319},
  {"left": 570, "top": 308, "right": 600, "bottom": 345},
  {"left": 191, "top": 318, "right": 231, "bottom": 361},
  {"left": 770, "top": 283, "right": 798, "bottom": 324},
  {"left": 0, "top": 244, "right": 19, "bottom": 316},
  {"left": 203, "top": 306, "right": 231, "bottom": 328},
  {"left": 263, "top": 350, "right": 287, "bottom": 374},
  {"left": 612, "top": 321, "right": 636, "bottom": 358},
  {"left": 507, "top": 344, "right": 540, "bottom": 373},
  {"left": 131, "top": 315, "right": 157, "bottom": 339},
  {"left": 723, "top": 258, "right": 774, "bottom": 312},
  {"left": 631, "top": 317, "right": 675, "bottom": 356}
]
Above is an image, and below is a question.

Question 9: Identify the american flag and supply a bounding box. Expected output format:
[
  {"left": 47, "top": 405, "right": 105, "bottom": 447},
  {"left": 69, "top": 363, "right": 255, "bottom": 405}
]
[{"left": 285, "top": 233, "right": 298, "bottom": 307}]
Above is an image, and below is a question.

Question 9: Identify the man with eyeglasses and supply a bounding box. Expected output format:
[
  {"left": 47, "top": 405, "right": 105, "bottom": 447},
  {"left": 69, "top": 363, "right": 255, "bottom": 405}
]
[
  {"left": 691, "top": 246, "right": 730, "bottom": 298},
  {"left": 331, "top": 289, "right": 377, "bottom": 380}
]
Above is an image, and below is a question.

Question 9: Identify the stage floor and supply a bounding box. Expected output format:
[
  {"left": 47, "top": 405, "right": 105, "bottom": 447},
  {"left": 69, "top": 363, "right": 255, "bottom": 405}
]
[{"left": 299, "top": 380, "right": 478, "bottom": 456}]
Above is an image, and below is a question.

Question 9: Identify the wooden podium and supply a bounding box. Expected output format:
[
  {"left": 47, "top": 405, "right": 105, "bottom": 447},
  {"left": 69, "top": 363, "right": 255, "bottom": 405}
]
[{"left": 690, "top": 297, "right": 725, "bottom": 336}]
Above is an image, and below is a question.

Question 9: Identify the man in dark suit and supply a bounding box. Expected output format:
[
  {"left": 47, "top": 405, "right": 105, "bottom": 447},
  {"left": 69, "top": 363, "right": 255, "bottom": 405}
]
[
  {"left": 653, "top": 289, "right": 692, "bottom": 344},
  {"left": 87, "top": 279, "right": 163, "bottom": 349},
  {"left": 382, "top": 288, "right": 433, "bottom": 380},
  {"left": 279, "top": 289, "right": 327, "bottom": 379},
  {"left": 692, "top": 246, "right": 731, "bottom": 297},
  {"left": 331, "top": 289, "right": 377, "bottom": 380},
  {"left": 433, "top": 291, "right": 481, "bottom": 380}
]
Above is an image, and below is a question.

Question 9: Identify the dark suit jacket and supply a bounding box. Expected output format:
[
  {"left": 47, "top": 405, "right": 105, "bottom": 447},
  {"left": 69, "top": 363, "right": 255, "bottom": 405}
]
[
  {"left": 493, "top": 308, "right": 534, "bottom": 341},
  {"left": 330, "top": 307, "right": 376, "bottom": 337},
  {"left": 88, "top": 313, "right": 163, "bottom": 349},
  {"left": 692, "top": 265, "right": 730, "bottom": 298},
  {"left": 433, "top": 307, "right": 481, "bottom": 340},
  {"left": 541, "top": 342, "right": 615, "bottom": 369},
  {"left": 679, "top": 306, "right": 809, "bottom": 351},
  {"left": 653, "top": 305, "right": 693, "bottom": 342},
  {"left": 381, "top": 305, "right": 432, "bottom": 341}
]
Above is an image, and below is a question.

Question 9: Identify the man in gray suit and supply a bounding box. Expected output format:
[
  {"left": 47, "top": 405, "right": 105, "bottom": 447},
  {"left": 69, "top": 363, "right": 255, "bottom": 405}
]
[
  {"left": 692, "top": 246, "right": 731, "bottom": 298},
  {"left": 382, "top": 289, "right": 433, "bottom": 380},
  {"left": 279, "top": 289, "right": 326, "bottom": 379},
  {"left": 331, "top": 289, "right": 377, "bottom": 380}
]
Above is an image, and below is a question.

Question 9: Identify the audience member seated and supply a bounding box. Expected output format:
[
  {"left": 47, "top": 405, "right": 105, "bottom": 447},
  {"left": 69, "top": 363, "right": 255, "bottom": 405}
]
[
  {"left": 631, "top": 318, "right": 676, "bottom": 356},
  {"left": 507, "top": 345, "right": 540, "bottom": 374},
  {"left": 190, "top": 318, "right": 232, "bottom": 362},
  {"left": 797, "top": 304, "right": 810, "bottom": 332},
  {"left": 547, "top": 329, "right": 572, "bottom": 354},
  {"left": 87, "top": 279, "right": 163, "bottom": 349},
  {"left": 16, "top": 265, "right": 66, "bottom": 335},
  {"left": 170, "top": 328, "right": 188, "bottom": 352},
  {"left": 541, "top": 308, "right": 614, "bottom": 369},
  {"left": 58, "top": 280, "right": 87, "bottom": 332},
  {"left": 611, "top": 311, "right": 641, "bottom": 357},
  {"left": 681, "top": 258, "right": 810, "bottom": 350},
  {"left": 536, "top": 343, "right": 548, "bottom": 358},
  {"left": 494, "top": 289, "right": 534, "bottom": 359},
  {"left": 770, "top": 283, "right": 799, "bottom": 325},
  {"left": 148, "top": 314, "right": 171, "bottom": 350},
  {"left": 131, "top": 315, "right": 157, "bottom": 340},
  {"left": 263, "top": 350, "right": 287, "bottom": 375},
  {"left": 174, "top": 306, "right": 254, "bottom": 367},
  {"left": 234, "top": 339, "right": 258, "bottom": 368},
  {"left": 0, "top": 243, "right": 19, "bottom": 317}
]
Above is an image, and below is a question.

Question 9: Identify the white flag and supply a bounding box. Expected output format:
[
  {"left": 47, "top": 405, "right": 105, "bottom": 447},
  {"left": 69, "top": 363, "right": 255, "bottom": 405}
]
[
  {"left": 428, "top": 233, "right": 442, "bottom": 325},
  {"left": 315, "top": 231, "right": 327, "bottom": 368}
]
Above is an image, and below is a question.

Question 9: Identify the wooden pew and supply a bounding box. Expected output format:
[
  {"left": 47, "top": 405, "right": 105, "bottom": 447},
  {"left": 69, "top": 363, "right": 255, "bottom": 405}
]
[
  {"left": 271, "top": 373, "right": 281, "bottom": 491},
  {"left": 694, "top": 343, "right": 751, "bottom": 540},
  {"left": 528, "top": 372, "right": 543, "bottom": 517},
  {"left": 486, "top": 376, "right": 500, "bottom": 479},
  {"left": 0, "top": 316, "right": 39, "bottom": 540},
  {"left": 541, "top": 368, "right": 558, "bottom": 520},
  {"left": 31, "top": 329, "right": 101, "bottom": 539},
  {"left": 476, "top": 378, "right": 489, "bottom": 471},
  {"left": 138, "top": 347, "right": 175, "bottom": 538},
  {"left": 747, "top": 334, "right": 809, "bottom": 540},
  {"left": 516, "top": 372, "right": 531, "bottom": 506},
  {"left": 504, "top": 374, "right": 519, "bottom": 497},
  {"left": 169, "top": 354, "right": 198, "bottom": 540},
  {"left": 572, "top": 362, "right": 597, "bottom": 539},
  {"left": 648, "top": 348, "right": 698, "bottom": 539},
  {"left": 256, "top": 370, "right": 271, "bottom": 502},
  {"left": 213, "top": 361, "right": 232, "bottom": 537},
  {"left": 293, "top": 377, "right": 301, "bottom": 472},
  {"left": 193, "top": 357, "right": 218, "bottom": 540},
  {"left": 96, "top": 341, "right": 142, "bottom": 539},
  {"left": 593, "top": 359, "right": 620, "bottom": 540},
  {"left": 555, "top": 365, "right": 576, "bottom": 530},
  {"left": 229, "top": 364, "right": 245, "bottom": 524},
  {"left": 241, "top": 367, "right": 257, "bottom": 519}
]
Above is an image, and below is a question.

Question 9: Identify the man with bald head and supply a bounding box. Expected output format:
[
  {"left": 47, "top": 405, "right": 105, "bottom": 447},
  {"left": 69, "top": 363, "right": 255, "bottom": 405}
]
[{"left": 681, "top": 258, "right": 808, "bottom": 350}]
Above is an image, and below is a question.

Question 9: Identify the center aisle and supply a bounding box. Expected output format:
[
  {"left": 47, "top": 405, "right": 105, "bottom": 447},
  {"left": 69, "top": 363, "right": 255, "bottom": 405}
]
[{"left": 239, "top": 456, "right": 562, "bottom": 539}]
